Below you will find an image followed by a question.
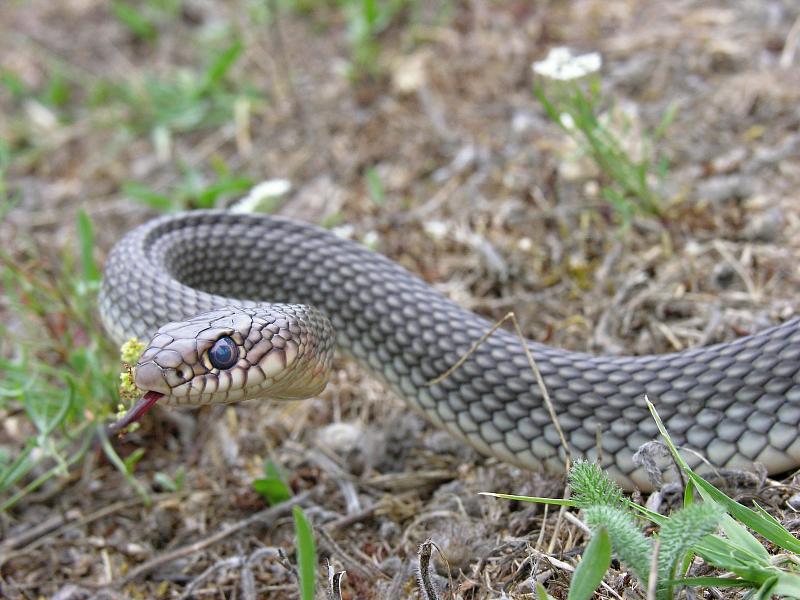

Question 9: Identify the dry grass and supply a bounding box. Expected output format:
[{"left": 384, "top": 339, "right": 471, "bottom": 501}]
[{"left": 2, "top": 0, "right": 800, "bottom": 598}]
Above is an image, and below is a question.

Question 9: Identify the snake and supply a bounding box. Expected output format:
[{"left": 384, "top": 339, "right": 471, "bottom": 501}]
[{"left": 99, "top": 210, "right": 800, "bottom": 490}]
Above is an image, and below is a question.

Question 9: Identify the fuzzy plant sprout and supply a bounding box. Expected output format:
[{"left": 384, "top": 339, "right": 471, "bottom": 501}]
[{"left": 570, "top": 460, "right": 722, "bottom": 598}]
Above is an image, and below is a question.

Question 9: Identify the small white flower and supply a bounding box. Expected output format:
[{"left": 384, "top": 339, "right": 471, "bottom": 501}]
[
  {"left": 559, "top": 112, "right": 576, "bottom": 130},
  {"left": 532, "top": 47, "right": 602, "bottom": 81}
]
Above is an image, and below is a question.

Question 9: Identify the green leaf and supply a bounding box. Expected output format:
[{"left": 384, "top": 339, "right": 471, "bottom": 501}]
[
  {"left": 77, "top": 210, "right": 101, "bottom": 283},
  {"left": 365, "top": 166, "right": 385, "bottom": 205},
  {"left": 123, "top": 182, "right": 176, "bottom": 211},
  {"left": 770, "top": 572, "right": 800, "bottom": 597},
  {"left": 110, "top": 1, "right": 158, "bottom": 41},
  {"left": 293, "top": 505, "right": 317, "bottom": 600},
  {"left": 535, "top": 582, "right": 557, "bottom": 600},
  {"left": 154, "top": 466, "right": 185, "bottom": 492},
  {"left": 200, "top": 40, "right": 243, "bottom": 94},
  {"left": 0, "top": 69, "right": 27, "bottom": 99},
  {"left": 194, "top": 176, "right": 253, "bottom": 208},
  {"left": 252, "top": 459, "right": 292, "bottom": 505},
  {"left": 123, "top": 447, "right": 146, "bottom": 474},
  {"left": 688, "top": 474, "right": 800, "bottom": 552},
  {"left": 43, "top": 70, "right": 71, "bottom": 108},
  {"left": 568, "top": 527, "right": 611, "bottom": 600}
]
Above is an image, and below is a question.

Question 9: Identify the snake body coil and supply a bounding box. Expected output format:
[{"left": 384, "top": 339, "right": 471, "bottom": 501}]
[{"left": 100, "top": 211, "right": 800, "bottom": 490}]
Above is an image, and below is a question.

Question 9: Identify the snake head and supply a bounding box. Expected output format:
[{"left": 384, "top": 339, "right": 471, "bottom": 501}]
[{"left": 110, "top": 305, "right": 335, "bottom": 432}]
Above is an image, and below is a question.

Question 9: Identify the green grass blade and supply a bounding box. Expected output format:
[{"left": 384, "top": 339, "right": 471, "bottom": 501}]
[
  {"left": 200, "top": 40, "right": 243, "bottom": 94},
  {"left": 535, "top": 582, "right": 557, "bottom": 600},
  {"left": 0, "top": 425, "right": 93, "bottom": 512},
  {"left": 123, "top": 182, "right": 176, "bottom": 211},
  {"left": 194, "top": 176, "right": 253, "bottom": 208},
  {"left": 689, "top": 473, "right": 800, "bottom": 554},
  {"left": 673, "top": 576, "right": 751, "bottom": 588},
  {"left": 365, "top": 167, "right": 385, "bottom": 205},
  {"left": 293, "top": 505, "right": 317, "bottom": 600},
  {"left": 77, "top": 210, "right": 101, "bottom": 283},
  {"left": 97, "top": 428, "right": 150, "bottom": 505},
  {"left": 694, "top": 532, "right": 774, "bottom": 583},
  {"left": 627, "top": 501, "right": 668, "bottom": 526},
  {"left": 110, "top": 1, "right": 158, "bottom": 41},
  {"left": 568, "top": 526, "right": 611, "bottom": 600},
  {"left": 654, "top": 101, "right": 679, "bottom": 140},
  {"left": 479, "top": 492, "right": 577, "bottom": 507},
  {"left": 718, "top": 514, "right": 771, "bottom": 563}
]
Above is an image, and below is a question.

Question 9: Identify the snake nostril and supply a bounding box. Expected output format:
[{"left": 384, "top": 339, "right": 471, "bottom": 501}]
[{"left": 134, "top": 361, "right": 170, "bottom": 393}]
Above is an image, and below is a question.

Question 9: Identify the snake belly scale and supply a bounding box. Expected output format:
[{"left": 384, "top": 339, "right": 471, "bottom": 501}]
[{"left": 99, "top": 210, "right": 800, "bottom": 490}]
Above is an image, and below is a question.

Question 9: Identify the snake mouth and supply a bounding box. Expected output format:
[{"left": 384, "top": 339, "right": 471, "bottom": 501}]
[{"left": 108, "top": 391, "right": 164, "bottom": 434}]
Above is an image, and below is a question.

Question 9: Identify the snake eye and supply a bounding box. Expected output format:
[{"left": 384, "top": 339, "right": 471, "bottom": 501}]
[{"left": 208, "top": 336, "right": 238, "bottom": 370}]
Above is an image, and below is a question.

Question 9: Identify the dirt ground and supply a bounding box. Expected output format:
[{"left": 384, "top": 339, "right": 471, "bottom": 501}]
[{"left": 2, "top": 0, "right": 800, "bottom": 598}]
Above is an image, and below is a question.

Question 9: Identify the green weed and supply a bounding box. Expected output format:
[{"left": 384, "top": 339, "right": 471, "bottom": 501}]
[
  {"left": 1, "top": 63, "right": 74, "bottom": 120},
  {"left": 365, "top": 165, "right": 386, "bottom": 205},
  {"left": 0, "top": 211, "right": 148, "bottom": 511},
  {"left": 112, "top": 2, "right": 160, "bottom": 42},
  {"left": 278, "top": 0, "right": 417, "bottom": 81},
  {"left": 533, "top": 49, "right": 676, "bottom": 226},
  {"left": 123, "top": 157, "right": 254, "bottom": 211},
  {"left": 486, "top": 400, "right": 800, "bottom": 598},
  {"left": 252, "top": 459, "right": 293, "bottom": 505},
  {"left": 252, "top": 459, "right": 320, "bottom": 597},
  {"left": 344, "top": 0, "right": 408, "bottom": 79},
  {"left": 153, "top": 466, "right": 186, "bottom": 492},
  {"left": 114, "top": 38, "right": 254, "bottom": 137},
  {"left": 294, "top": 505, "right": 318, "bottom": 600},
  {"left": 110, "top": 0, "right": 183, "bottom": 42}
]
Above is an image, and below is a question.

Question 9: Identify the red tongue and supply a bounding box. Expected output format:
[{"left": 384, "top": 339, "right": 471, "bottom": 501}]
[{"left": 108, "top": 391, "right": 164, "bottom": 434}]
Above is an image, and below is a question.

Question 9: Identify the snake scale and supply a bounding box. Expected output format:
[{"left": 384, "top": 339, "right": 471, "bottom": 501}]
[{"left": 99, "top": 210, "right": 800, "bottom": 490}]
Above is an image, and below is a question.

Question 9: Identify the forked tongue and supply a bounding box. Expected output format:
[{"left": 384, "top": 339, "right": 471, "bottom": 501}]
[{"left": 108, "top": 391, "right": 164, "bottom": 434}]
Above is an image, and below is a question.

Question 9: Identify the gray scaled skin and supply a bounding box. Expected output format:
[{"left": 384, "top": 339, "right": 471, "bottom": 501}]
[{"left": 100, "top": 210, "right": 800, "bottom": 491}]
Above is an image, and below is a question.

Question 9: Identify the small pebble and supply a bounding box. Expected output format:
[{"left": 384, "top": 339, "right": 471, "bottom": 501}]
[
  {"left": 379, "top": 520, "right": 401, "bottom": 541},
  {"left": 710, "top": 263, "right": 736, "bottom": 289},
  {"left": 695, "top": 175, "right": 752, "bottom": 204},
  {"left": 742, "top": 207, "right": 783, "bottom": 242},
  {"left": 379, "top": 555, "right": 403, "bottom": 577},
  {"left": 316, "top": 422, "right": 363, "bottom": 455}
]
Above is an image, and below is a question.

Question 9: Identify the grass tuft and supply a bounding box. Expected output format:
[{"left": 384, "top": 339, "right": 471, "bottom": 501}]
[{"left": 0, "top": 212, "right": 122, "bottom": 510}]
